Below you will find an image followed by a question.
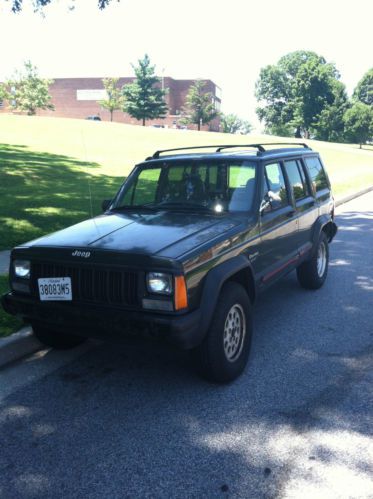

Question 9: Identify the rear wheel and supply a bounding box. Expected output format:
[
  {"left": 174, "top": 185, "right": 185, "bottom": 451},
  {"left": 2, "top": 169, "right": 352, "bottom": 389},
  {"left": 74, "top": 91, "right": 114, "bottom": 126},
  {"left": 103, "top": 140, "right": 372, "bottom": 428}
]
[
  {"left": 191, "top": 282, "right": 252, "bottom": 383},
  {"left": 32, "top": 323, "right": 86, "bottom": 350},
  {"left": 297, "top": 231, "right": 329, "bottom": 290}
]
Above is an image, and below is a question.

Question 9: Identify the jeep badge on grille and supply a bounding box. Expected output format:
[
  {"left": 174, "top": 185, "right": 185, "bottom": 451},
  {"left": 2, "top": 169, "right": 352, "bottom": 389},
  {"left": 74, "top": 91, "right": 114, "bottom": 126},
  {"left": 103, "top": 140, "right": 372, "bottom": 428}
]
[{"left": 72, "top": 250, "right": 91, "bottom": 258}]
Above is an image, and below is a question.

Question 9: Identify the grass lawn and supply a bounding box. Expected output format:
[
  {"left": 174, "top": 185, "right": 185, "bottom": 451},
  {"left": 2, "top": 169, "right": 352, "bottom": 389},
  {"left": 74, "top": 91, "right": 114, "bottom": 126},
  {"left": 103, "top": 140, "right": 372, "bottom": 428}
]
[
  {"left": 0, "top": 275, "right": 24, "bottom": 337},
  {"left": 1, "top": 114, "right": 373, "bottom": 251}
]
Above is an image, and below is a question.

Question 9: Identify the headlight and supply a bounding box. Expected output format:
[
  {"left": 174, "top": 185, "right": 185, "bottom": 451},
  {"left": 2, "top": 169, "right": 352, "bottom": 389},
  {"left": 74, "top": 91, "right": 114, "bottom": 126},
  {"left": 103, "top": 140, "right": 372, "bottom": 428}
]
[
  {"left": 146, "top": 272, "right": 173, "bottom": 295},
  {"left": 14, "top": 260, "right": 31, "bottom": 279}
]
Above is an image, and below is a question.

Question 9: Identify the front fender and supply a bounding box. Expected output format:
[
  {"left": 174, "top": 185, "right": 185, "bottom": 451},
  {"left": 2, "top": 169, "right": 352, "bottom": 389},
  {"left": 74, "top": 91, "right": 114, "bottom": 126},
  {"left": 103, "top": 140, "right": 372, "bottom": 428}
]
[{"left": 197, "top": 255, "right": 255, "bottom": 341}]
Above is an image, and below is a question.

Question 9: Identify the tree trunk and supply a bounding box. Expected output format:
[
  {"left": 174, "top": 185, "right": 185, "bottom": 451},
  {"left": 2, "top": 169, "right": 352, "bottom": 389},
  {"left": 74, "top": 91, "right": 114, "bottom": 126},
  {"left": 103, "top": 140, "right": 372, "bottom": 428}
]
[
  {"left": 142, "top": 117, "right": 145, "bottom": 126},
  {"left": 110, "top": 110, "right": 113, "bottom": 122},
  {"left": 359, "top": 143, "right": 362, "bottom": 149},
  {"left": 197, "top": 122, "right": 201, "bottom": 131}
]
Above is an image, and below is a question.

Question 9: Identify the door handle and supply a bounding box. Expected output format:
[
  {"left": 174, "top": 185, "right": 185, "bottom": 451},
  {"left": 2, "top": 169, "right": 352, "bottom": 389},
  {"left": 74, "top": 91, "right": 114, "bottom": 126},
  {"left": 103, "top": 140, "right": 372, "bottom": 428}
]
[{"left": 286, "top": 209, "right": 296, "bottom": 218}]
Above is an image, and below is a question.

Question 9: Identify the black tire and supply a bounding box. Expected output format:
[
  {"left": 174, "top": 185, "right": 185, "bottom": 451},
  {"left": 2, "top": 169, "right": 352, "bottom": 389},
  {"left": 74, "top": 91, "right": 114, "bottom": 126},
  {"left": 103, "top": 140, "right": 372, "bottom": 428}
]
[
  {"left": 297, "top": 231, "right": 329, "bottom": 290},
  {"left": 191, "top": 282, "right": 253, "bottom": 383},
  {"left": 32, "top": 323, "right": 86, "bottom": 350}
]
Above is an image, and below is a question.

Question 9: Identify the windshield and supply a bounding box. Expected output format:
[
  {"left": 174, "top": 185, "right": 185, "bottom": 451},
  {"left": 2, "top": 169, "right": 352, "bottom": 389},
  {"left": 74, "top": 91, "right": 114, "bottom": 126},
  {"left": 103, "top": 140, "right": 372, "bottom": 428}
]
[{"left": 112, "top": 159, "right": 257, "bottom": 213}]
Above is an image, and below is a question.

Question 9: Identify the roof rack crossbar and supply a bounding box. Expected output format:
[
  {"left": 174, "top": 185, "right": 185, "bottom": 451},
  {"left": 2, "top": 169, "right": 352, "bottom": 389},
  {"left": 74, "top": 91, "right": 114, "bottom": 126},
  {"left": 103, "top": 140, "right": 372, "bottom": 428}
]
[
  {"left": 216, "top": 144, "right": 265, "bottom": 152},
  {"left": 256, "top": 142, "right": 311, "bottom": 150},
  {"left": 149, "top": 142, "right": 311, "bottom": 160}
]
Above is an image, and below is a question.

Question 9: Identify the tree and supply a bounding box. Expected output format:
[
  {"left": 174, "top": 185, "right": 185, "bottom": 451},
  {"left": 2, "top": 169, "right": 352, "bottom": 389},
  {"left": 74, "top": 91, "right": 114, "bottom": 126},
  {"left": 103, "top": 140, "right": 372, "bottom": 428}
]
[
  {"left": 122, "top": 54, "right": 167, "bottom": 126},
  {"left": 313, "top": 81, "right": 350, "bottom": 142},
  {"left": 4, "top": 61, "right": 54, "bottom": 115},
  {"left": 353, "top": 68, "right": 373, "bottom": 106},
  {"left": 98, "top": 77, "right": 124, "bottom": 122},
  {"left": 9, "top": 0, "right": 113, "bottom": 13},
  {"left": 344, "top": 102, "right": 373, "bottom": 148},
  {"left": 0, "top": 83, "right": 6, "bottom": 103},
  {"left": 255, "top": 51, "right": 346, "bottom": 139},
  {"left": 221, "top": 113, "right": 252, "bottom": 134},
  {"left": 182, "top": 80, "right": 218, "bottom": 131}
]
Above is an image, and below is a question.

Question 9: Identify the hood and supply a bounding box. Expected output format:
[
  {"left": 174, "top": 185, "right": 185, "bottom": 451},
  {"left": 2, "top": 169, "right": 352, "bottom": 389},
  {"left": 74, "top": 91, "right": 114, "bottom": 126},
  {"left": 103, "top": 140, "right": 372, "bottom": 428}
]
[{"left": 25, "top": 210, "right": 245, "bottom": 259}]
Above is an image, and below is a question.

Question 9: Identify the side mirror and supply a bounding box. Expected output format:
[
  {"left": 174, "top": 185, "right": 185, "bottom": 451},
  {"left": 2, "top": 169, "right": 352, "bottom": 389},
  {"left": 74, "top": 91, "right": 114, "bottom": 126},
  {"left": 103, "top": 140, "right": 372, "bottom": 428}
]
[
  {"left": 101, "top": 199, "right": 112, "bottom": 212},
  {"left": 259, "top": 193, "right": 271, "bottom": 214}
]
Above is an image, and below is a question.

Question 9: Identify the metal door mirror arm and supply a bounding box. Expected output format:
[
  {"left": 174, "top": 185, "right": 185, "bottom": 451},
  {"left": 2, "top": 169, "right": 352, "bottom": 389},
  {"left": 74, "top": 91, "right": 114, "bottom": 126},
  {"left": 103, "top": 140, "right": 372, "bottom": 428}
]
[{"left": 259, "top": 193, "right": 271, "bottom": 214}]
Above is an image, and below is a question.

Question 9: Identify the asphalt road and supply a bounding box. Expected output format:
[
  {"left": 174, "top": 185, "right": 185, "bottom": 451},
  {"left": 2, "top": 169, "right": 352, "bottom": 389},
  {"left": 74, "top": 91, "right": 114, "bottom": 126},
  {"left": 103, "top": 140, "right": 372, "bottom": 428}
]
[{"left": 1, "top": 193, "right": 372, "bottom": 499}]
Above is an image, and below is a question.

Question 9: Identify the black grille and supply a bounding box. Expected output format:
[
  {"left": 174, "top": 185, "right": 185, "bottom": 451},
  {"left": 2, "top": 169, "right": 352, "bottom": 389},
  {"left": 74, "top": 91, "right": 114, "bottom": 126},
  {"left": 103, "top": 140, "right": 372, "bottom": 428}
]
[{"left": 31, "top": 262, "right": 139, "bottom": 307}]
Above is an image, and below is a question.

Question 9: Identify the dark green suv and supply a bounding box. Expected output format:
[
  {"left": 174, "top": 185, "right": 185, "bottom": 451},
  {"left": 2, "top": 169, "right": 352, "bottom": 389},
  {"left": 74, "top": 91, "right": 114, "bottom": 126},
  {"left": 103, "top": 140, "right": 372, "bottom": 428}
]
[{"left": 1, "top": 143, "right": 337, "bottom": 382}]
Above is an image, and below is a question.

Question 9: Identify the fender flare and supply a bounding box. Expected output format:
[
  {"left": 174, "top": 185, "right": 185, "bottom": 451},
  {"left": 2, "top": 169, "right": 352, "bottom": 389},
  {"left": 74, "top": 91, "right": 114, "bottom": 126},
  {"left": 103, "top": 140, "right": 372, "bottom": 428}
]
[
  {"left": 198, "top": 255, "right": 255, "bottom": 339},
  {"left": 311, "top": 215, "right": 338, "bottom": 253}
]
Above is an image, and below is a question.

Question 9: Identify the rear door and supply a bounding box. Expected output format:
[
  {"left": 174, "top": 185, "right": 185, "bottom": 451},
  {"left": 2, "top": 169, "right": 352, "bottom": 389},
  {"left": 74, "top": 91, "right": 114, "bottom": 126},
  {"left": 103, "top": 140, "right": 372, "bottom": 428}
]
[
  {"left": 283, "top": 158, "right": 317, "bottom": 253},
  {"left": 303, "top": 155, "right": 333, "bottom": 220}
]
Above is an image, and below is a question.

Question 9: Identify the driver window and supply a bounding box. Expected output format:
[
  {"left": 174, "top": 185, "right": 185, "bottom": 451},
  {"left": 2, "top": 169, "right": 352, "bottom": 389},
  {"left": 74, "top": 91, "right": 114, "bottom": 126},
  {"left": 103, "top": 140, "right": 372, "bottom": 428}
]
[{"left": 263, "top": 163, "right": 288, "bottom": 210}]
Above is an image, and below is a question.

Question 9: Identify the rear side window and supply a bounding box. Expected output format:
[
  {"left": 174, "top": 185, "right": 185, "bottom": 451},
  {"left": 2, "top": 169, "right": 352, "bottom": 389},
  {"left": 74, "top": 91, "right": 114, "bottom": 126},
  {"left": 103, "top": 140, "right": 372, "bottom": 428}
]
[
  {"left": 284, "top": 160, "right": 308, "bottom": 200},
  {"left": 264, "top": 162, "right": 288, "bottom": 209},
  {"left": 304, "top": 157, "right": 329, "bottom": 192}
]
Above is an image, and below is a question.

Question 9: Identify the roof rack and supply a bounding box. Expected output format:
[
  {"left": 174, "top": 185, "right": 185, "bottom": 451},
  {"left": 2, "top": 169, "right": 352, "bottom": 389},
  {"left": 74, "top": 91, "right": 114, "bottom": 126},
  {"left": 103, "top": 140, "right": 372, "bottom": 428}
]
[
  {"left": 150, "top": 144, "right": 264, "bottom": 159},
  {"left": 148, "top": 142, "right": 311, "bottom": 160}
]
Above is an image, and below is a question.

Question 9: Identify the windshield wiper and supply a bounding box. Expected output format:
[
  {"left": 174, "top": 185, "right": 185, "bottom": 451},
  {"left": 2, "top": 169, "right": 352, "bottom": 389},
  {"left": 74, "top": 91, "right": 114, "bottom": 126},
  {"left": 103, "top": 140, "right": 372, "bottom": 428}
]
[
  {"left": 153, "top": 201, "right": 212, "bottom": 211},
  {"left": 110, "top": 204, "right": 157, "bottom": 212}
]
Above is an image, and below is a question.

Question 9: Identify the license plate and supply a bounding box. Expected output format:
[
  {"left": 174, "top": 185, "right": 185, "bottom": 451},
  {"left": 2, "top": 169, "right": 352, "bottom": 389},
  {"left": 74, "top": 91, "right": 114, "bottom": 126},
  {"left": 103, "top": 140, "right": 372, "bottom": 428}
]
[{"left": 38, "top": 277, "right": 72, "bottom": 301}]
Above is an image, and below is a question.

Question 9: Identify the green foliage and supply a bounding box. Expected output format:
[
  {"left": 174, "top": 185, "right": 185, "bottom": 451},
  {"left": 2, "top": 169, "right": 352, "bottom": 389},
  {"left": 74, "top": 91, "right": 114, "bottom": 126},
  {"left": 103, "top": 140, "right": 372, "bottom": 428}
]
[
  {"left": 255, "top": 51, "right": 347, "bottom": 140},
  {"left": 122, "top": 54, "right": 167, "bottom": 126},
  {"left": 220, "top": 113, "right": 252, "bottom": 134},
  {"left": 353, "top": 68, "right": 373, "bottom": 106},
  {"left": 0, "top": 83, "right": 6, "bottom": 102},
  {"left": 313, "top": 81, "right": 350, "bottom": 142},
  {"left": 99, "top": 77, "right": 124, "bottom": 121},
  {"left": 183, "top": 80, "right": 219, "bottom": 131},
  {"left": 344, "top": 102, "right": 373, "bottom": 148},
  {"left": 0, "top": 275, "right": 24, "bottom": 337},
  {"left": 5, "top": 61, "right": 54, "bottom": 116},
  {"left": 9, "top": 0, "right": 112, "bottom": 13},
  {"left": 264, "top": 123, "right": 294, "bottom": 138}
]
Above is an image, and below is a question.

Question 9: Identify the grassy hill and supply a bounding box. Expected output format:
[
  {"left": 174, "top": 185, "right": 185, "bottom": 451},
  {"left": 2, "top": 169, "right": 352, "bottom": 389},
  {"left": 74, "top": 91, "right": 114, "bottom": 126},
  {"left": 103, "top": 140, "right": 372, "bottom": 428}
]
[{"left": 1, "top": 113, "right": 373, "bottom": 251}]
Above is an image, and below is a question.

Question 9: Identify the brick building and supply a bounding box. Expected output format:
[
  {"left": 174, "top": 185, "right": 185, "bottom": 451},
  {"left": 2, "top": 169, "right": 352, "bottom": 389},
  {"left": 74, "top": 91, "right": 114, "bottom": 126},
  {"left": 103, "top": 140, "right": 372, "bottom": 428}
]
[{"left": 5, "top": 77, "right": 221, "bottom": 131}]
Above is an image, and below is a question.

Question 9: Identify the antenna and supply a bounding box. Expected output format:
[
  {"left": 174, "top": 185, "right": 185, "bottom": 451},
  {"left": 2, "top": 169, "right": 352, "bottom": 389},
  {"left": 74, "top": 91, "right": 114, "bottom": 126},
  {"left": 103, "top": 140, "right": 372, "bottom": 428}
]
[{"left": 80, "top": 128, "right": 94, "bottom": 219}]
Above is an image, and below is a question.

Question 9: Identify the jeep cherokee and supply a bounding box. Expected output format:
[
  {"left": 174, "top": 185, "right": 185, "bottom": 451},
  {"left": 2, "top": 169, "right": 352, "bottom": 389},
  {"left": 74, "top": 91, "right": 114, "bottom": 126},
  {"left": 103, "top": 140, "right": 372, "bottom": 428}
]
[{"left": 1, "top": 143, "right": 337, "bottom": 382}]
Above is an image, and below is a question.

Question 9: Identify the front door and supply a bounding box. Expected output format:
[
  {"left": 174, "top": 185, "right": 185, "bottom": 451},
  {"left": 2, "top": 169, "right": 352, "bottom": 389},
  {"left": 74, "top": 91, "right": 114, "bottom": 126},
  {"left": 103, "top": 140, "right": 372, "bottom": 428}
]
[{"left": 257, "top": 161, "right": 299, "bottom": 286}]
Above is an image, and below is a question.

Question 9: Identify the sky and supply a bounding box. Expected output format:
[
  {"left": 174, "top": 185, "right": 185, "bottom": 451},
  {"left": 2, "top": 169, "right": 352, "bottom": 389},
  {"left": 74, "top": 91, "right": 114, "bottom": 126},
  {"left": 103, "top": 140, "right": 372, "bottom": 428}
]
[{"left": 0, "top": 0, "right": 372, "bottom": 128}]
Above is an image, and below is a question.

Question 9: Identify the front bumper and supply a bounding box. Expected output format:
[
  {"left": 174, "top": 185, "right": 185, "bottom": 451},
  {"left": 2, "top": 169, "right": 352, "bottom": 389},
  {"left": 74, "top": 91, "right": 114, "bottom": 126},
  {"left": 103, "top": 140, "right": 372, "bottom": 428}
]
[{"left": 1, "top": 292, "right": 203, "bottom": 350}]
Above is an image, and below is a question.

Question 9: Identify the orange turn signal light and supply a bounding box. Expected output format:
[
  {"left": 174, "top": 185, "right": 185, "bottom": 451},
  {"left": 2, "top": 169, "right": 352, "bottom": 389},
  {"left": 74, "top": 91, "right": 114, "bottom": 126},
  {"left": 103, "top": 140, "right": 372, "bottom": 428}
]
[{"left": 174, "top": 276, "right": 188, "bottom": 311}]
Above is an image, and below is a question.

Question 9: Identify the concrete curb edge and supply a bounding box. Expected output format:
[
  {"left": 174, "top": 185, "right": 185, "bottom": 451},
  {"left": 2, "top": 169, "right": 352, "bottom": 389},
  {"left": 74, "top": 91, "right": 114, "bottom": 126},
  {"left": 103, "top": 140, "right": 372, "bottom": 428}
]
[
  {"left": 335, "top": 185, "right": 373, "bottom": 208},
  {"left": 0, "top": 326, "right": 42, "bottom": 369},
  {"left": 1, "top": 184, "right": 373, "bottom": 369}
]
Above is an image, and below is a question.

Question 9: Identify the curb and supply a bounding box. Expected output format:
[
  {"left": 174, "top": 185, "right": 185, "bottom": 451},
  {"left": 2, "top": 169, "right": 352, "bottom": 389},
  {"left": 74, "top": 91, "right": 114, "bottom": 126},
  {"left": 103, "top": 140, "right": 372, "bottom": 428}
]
[
  {"left": 0, "top": 326, "right": 42, "bottom": 369},
  {"left": 335, "top": 185, "right": 373, "bottom": 208},
  {"left": 1, "top": 184, "right": 373, "bottom": 369}
]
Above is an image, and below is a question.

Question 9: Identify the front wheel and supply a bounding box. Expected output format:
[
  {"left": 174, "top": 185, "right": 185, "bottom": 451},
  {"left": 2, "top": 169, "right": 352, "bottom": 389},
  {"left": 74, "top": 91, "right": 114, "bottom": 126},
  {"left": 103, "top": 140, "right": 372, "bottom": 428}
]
[
  {"left": 32, "top": 323, "right": 86, "bottom": 350},
  {"left": 191, "top": 282, "right": 253, "bottom": 383},
  {"left": 297, "top": 231, "right": 329, "bottom": 290}
]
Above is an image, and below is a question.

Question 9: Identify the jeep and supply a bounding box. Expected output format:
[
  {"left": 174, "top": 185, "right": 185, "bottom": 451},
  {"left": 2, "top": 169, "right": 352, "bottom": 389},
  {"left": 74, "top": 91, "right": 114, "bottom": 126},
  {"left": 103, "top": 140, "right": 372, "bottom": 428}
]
[{"left": 1, "top": 143, "right": 337, "bottom": 382}]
